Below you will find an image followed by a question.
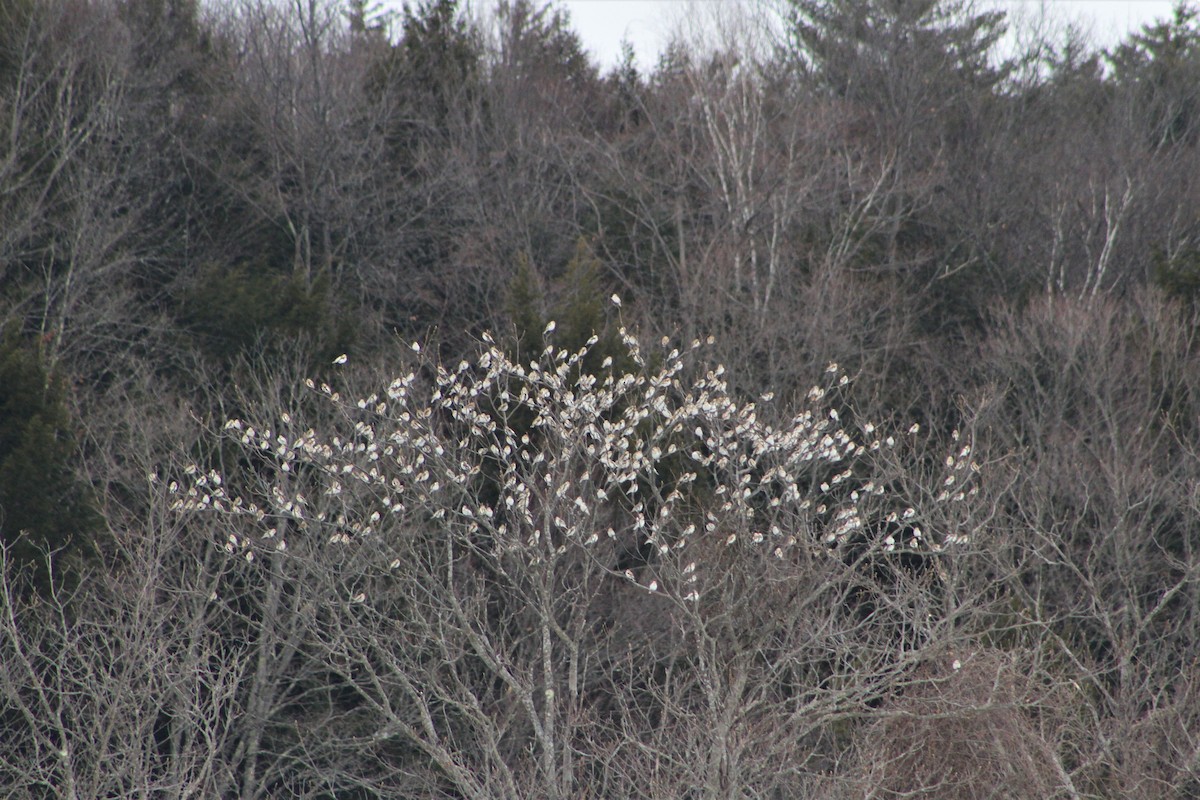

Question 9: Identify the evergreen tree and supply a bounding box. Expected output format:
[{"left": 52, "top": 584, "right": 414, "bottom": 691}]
[
  {"left": 178, "top": 260, "right": 352, "bottom": 370},
  {"left": 366, "top": 0, "right": 481, "bottom": 146},
  {"left": 0, "top": 330, "right": 97, "bottom": 591},
  {"left": 492, "top": 0, "right": 600, "bottom": 125},
  {"left": 1108, "top": 2, "right": 1200, "bottom": 148},
  {"left": 606, "top": 40, "right": 644, "bottom": 132},
  {"left": 787, "top": 0, "right": 1009, "bottom": 103},
  {"left": 496, "top": 0, "right": 595, "bottom": 87},
  {"left": 505, "top": 253, "right": 547, "bottom": 369},
  {"left": 499, "top": 240, "right": 637, "bottom": 451},
  {"left": 505, "top": 238, "right": 630, "bottom": 377}
]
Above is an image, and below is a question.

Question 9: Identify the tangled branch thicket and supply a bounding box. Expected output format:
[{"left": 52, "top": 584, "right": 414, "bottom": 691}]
[
  {"left": 160, "top": 324, "right": 1001, "bottom": 797},
  {"left": 10, "top": 0, "right": 1200, "bottom": 795}
]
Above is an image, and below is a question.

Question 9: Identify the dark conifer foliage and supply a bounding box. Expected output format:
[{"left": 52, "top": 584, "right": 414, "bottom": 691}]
[{"left": 0, "top": 330, "right": 98, "bottom": 593}]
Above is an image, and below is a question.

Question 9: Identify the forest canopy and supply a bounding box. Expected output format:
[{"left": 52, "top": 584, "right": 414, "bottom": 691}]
[{"left": 4, "top": 0, "right": 1200, "bottom": 797}]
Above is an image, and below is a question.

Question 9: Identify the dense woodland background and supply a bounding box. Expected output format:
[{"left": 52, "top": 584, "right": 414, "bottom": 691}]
[{"left": 5, "top": 0, "right": 1200, "bottom": 796}]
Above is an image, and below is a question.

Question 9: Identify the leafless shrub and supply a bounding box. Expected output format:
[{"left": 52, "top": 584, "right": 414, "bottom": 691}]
[
  {"left": 839, "top": 647, "right": 1078, "bottom": 800},
  {"left": 967, "top": 289, "right": 1200, "bottom": 798}
]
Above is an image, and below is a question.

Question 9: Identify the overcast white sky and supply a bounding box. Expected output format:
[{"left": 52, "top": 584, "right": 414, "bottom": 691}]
[{"left": 554, "top": 1, "right": 1180, "bottom": 69}]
